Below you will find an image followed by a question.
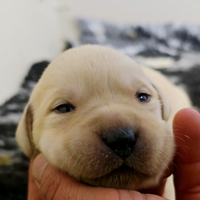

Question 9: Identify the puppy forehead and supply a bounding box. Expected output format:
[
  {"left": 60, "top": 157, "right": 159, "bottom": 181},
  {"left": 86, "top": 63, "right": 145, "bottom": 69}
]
[
  {"left": 46, "top": 45, "right": 143, "bottom": 75},
  {"left": 37, "top": 45, "right": 150, "bottom": 102}
]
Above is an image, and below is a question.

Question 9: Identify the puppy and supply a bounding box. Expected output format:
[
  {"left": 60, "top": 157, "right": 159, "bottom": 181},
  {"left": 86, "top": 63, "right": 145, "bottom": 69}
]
[{"left": 16, "top": 45, "right": 191, "bottom": 196}]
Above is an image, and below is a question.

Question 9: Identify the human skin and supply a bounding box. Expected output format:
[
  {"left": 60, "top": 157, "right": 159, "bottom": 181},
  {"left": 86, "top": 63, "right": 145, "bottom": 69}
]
[{"left": 28, "top": 108, "right": 200, "bottom": 200}]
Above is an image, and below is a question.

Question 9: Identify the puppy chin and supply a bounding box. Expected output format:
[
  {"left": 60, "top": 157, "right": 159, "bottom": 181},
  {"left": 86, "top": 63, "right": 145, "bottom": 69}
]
[{"left": 81, "top": 165, "right": 163, "bottom": 190}]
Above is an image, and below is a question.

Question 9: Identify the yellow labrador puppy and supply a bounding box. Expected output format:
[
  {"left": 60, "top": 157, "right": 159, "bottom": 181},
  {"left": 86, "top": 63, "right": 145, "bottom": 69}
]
[{"left": 16, "top": 45, "right": 191, "bottom": 198}]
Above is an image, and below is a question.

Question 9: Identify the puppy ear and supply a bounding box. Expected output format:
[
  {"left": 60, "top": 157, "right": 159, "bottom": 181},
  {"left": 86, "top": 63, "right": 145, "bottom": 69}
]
[
  {"left": 154, "top": 85, "right": 171, "bottom": 121},
  {"left": 16, "top": 105, "right": 34, "bottom": 157}
]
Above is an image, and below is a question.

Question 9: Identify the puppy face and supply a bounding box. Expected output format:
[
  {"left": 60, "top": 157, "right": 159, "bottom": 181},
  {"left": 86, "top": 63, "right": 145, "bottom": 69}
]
[{"left": 16, "top": 45, "right": 174, "bottom": 190}]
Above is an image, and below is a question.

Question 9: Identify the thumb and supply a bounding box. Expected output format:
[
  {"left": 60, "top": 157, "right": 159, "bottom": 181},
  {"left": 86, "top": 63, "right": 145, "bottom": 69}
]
[
  {"left": 32, "top": 154, "right": 166, "bottom": 200},
  {"left": 173, "top": 108, "right": 200, "bottom": 200}
]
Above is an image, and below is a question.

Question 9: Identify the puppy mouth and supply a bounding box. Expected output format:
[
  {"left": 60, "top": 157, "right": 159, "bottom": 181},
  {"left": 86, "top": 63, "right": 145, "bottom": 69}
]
[
  {"left": 81, "top": 163, "right": 153, "bottom": 189},
  {"left": 99, "top": 164, "right": 151, "bottom": 178}
]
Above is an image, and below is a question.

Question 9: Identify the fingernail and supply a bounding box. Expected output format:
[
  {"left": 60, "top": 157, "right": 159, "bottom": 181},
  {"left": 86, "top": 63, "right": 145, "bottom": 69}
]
[{"left": 32, "top": 154, "right": 48, "bottom": 184}]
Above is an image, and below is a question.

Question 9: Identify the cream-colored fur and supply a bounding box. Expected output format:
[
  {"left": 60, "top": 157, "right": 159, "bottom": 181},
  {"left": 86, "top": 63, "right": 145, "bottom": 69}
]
[{"left": 16, "top": 45, "right": 191, "bottom": 198}]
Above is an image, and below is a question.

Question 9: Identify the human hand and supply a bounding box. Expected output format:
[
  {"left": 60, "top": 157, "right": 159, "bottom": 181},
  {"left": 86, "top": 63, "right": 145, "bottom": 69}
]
[
  {"left": 173, "top": 108, "right": 200, "bottom": 200},
  {"left": 28, "top": 108, "right": 200, "bottom": 200}
]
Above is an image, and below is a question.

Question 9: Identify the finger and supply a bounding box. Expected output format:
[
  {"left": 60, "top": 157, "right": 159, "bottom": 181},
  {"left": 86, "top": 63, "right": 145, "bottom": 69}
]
[
  {"left": 32, "top": 154, "right": 167, "bottom": 200},
  {"left": 173, "top": 108, "right": 200, "bottom": 200},
  {"left": 28, "top": 159, "right": 40, "bottom": 200}
]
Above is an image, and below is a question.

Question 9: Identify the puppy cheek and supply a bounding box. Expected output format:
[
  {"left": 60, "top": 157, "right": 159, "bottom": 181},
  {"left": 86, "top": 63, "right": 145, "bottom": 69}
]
[
  {"left": 151, "top": 123, "right": 174, "bottom": 172},
  {"left": 138, "top": 120, "right": 174, "bottom": 171},
  {"left": 37, "top": 127, "right": 97, "bottom": 179},
  {"left": 38, "top": 131, "right": 68, "bottom": 169}
]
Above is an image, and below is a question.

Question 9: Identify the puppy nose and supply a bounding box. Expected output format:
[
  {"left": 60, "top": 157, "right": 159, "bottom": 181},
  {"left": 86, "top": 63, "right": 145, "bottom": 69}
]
[{"left": 103, "top": 128, "right": 136, "bottom": 158}]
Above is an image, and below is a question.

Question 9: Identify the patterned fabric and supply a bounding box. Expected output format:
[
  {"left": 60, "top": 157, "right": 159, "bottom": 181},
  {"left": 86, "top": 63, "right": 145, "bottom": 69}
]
[{"left": 0, "top": 19, "right": 200, "bottom": 199}]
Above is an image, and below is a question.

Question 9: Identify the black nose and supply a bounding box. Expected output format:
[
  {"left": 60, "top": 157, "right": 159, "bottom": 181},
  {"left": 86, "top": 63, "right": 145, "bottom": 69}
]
[{"left": 103, "top": 127, "right": 136, "bottom": 158}]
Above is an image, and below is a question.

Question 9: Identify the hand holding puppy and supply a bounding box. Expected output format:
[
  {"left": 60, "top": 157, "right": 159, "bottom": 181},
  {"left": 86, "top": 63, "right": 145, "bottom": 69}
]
[{"left": 28, "top": 108, "right": 200, "bottom": 200}]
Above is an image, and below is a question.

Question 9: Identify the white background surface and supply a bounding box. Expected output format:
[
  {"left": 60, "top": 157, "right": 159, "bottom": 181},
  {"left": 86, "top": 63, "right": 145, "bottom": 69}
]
[
  {"left": 1, "top": 0, "right": 200, "bottom": 105},
  {"left": 66, "top": 0, "right": 200, "bottom": 24},
  {"left": 0, "top": 0, "right": 62, "bottom": 105}
]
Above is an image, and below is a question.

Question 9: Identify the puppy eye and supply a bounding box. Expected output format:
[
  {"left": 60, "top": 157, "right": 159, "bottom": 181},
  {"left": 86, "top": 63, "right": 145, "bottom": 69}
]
[
  {"left": 54, "top": 103, "right": 75, "bottom": 113},
  {"left": 137, "top": 93, "right": 151, "bottom": 103}
]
